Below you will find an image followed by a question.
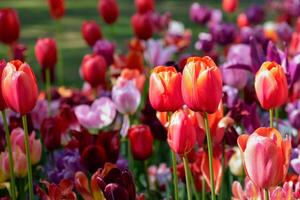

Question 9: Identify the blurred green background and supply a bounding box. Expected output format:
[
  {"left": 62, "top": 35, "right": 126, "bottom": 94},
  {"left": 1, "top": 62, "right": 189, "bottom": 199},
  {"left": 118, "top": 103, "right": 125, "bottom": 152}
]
[{"left": 0, "top": 0, "right": 258, "bottom": 87}]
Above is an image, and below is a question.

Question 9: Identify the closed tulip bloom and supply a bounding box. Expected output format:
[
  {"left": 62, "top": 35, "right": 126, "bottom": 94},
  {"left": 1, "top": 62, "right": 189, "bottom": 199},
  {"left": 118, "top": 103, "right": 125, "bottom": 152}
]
[
  {"left": 98, "top": 0, "right": 119, "bottom": 25},
  {"left": 0, "top": 8, "right": 20, "bottom": 45},
  {"left": 149, "top": 66, "right": 184, "bottom": 112},
  {"left": 81, "top": 54, "right": 107, "bottom": 88},
  {"left": 135, "top": 0, "right": 154, "bottom": 14},
  {"left": 48, "top": 0, "right": 65, "bottom": 20},
  {"left": 0, "top": 60, "right": 7, "bottom": 110},
  {"left": 238, "top": 127, "right": 291, "bottom": 189},
  {"left": 35, "top": 38, "right": 57, "bottom": 70},
  {"left": 254, "top": 61, "right": 288, "bottom": 109},
  {"left": 128, "top": 125, "right": 153, "bottom": 160},
  {"left": 167, "top": 109, "right": 196, "bottom": 155},
  {"left": 81, "top": 20, "right": 102, "bottom": 47},
  {"left": 222, "top": 0, "right": 239, "bottom": 13},
  {"left": 181, "top": 56, "right": 223, "bottom": 114},
  {"left": 2, "top": 60, "right": 38, "bottom": 115},
  {"left": 131, "top": 12, "right": 153, "bottom": 40}
]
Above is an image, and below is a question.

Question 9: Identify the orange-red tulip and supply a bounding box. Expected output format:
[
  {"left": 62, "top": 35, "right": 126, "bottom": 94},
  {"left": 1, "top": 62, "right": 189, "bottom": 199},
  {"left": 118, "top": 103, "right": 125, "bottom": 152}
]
[
  {"left": 47, "top": 0, "right": 65, "bottom": 20},
  {"left": 81, "top": 20, "right": 102, "bottom": 47},
  {"left": 238, "top": 127, "right": 291, "bottom": 189},
  {"left": 254, "top": 61, "right": 288, "bottom": 109},
  {"left": 1, "top": 60, "right": 38, "bottom": 115},
  {"left": 222, "top": 0, "right": 239, "bottom": 13},
  {"left": 181, "top": 56, "right": 223, "bottom": 114},
  {"left": 167, "top": 109, "right": 196, "bottom": 155},
  {"left": 98, "top": 0, "right": 119, "bottom": 25},
  {"left": 0, "top": 8, "right": 20, "bottom": 45},
  {"left": 149, "top": 66, "right": 184, "bottom": 112}
]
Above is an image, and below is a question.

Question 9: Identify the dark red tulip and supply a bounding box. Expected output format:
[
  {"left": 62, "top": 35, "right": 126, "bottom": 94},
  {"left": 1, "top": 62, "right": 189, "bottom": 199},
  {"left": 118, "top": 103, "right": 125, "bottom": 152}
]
[
  {"left": 80, "top": 145, "right": 107, "bottom": 172},
  {"left": 0, "top": 60, "right": 7, "bottom": 110},
  {"left": 81, "top": 54, "right": 107, "bottom": 88},
  {"left": 131, "top": 12, "right": 153, "bottom": 40},
  {"left": 0, "top": 8, "right": 20, "bottom": 45},
  {"left": 81, "top": 20, "right": 102, "bottom": 47},
  {"left": 40, "top": 117, "right": 63, "bottom": 151},
  {"left": 128, "top": 125, "right": 153, "bottom": 160},
  {"left": 48, "top": 0, "right": 65, "bottom": 20},
  {"left": 96, "top": 131, "right": 120, "bottom": 163},
  {"left": 135, "top": 0, "right": 154, "bottom": 14},
  {"left": 98, "top": 0, "right": 119, "bottom": 25},
  {"left": 35, "top": 38, "right": 57, "bottom": 70},
  {"left": 2, "top": 60, "right": 38, "bottom": 115}
]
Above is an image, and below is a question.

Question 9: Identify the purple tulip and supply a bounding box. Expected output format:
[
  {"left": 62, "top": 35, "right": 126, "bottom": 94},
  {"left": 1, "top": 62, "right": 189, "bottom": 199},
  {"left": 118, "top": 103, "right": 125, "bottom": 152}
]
[
  {"left": 286, "top": 100, "right": 300, "bottom": 129},
  {"left": 189, "top": 3, "right": 211, "bottom": 24},
  {"left": 245, "top": 4, "right": 265, "bottom": 24},
  {"left": 223, "top": 86, "right": 239, "bottom": 108},
  {"left": 210, "top": 22, "right": 236, "bottom": 46},
  {"left": 93, "top": 39, "right": 115, "bottom": 65},
  {"left": 195, "top": 32, "right": 214, "bottom": 52},
  {"left": 30, "top": 99, "right": 48, "bottom": 129},
  {"left": 276, "top": 22, "right": 293, "bottom": 44},
  {"left": 291, "top": 147, "right": 300, "bottom": 175}
]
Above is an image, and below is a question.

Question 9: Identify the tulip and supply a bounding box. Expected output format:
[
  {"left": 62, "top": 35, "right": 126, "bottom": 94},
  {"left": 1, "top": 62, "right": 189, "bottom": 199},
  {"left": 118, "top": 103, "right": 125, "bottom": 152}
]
[
  {"left": 80, "top": 54, "right": 107, "bottom": 88},
  {"left": 222, "top": 0, "right": 238, "bottom": 13},
  {"left": 254, "top": 61, "right": 288, "bottom": 110},
  {"left": 131, "top": 12, "right": 153, "bottom": 40},
  {"left": 167, "top": 109, "right": 196, "bottom": 155},
  {"left": 2, "top": 60, "right": 38, "bottom": 115},
  {"left": 181, "top": 56, "right": 223, "bottom": 114},
  {"left": 98, "top": 0, "right": 119, "bottom": 25},
  {"left": 128, "top": 125, "right": 153, "bottom": 160},
  {"left": 81, "top": 20, "right": 102, "bottom": 47},
  {"left": 237, "top": 127, "right": 291, "bottom": 189},
  {"left": 237, "top": 13, "right": 248, "bottom": 28},
  {"left": 34, "top": 38, "right": 57, "bottom": 70},
  {"left": 40, "top": 117, "right": 63, "bottom": 151},
  {"left": 93, "top": 39, "right": 115, "bottom": 66},
  {"left": 0, "top": 9, "right": 20, "bottom": 45},
  {"left": 47, "top": 0, "right": 65, "bottom": 20},
  {"left": 245, "top": 4, "right": 265, "bottom": 25},
  {"left": 135, "top": 0, "right": 154, "bottom": 14},
  {"left": 149, "top": 66, "right": 184, "bottom": 112},
  {"left": 12, "top": 147, "right": 27, "bottom": 177},
  {"left": 119, "top": 69, "right": 146, "bottom": 91}
]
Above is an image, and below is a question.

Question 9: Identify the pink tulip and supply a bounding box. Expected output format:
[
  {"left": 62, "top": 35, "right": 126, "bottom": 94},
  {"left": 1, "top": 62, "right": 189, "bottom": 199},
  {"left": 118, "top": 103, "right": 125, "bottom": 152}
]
[{"left": 0, "top": 148, "right": 27, "bottom": 178}]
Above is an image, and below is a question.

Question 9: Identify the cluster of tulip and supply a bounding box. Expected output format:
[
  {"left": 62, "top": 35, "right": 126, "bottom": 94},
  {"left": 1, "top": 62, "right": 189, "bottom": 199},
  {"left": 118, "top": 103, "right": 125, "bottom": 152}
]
[{"left": 0, "top": 0, "right": 300, "bottom": 199}]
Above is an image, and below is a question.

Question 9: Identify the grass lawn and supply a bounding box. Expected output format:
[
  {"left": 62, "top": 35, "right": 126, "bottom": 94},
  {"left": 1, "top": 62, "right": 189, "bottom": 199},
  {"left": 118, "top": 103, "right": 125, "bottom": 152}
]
[{"left": 0, "top": 0, "right": 257, "bottom": 87}]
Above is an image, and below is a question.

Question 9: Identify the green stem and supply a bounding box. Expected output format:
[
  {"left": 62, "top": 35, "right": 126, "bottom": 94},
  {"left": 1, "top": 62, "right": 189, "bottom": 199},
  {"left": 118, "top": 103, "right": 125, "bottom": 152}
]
[
  {"left": 204, "top": 112, "right": 216, "bottom": 200},
  {"left": 269, "top": 109, "right": 274, "bottom": 128},
  {"left": 183, "top": 155, "right": 192, "bottom": 200},
  {"left": 275, "top": 108, "right": 279, "bottom": 129},
  {"left": 45, "top": 68, "right": 51, "bottom": 115},
  {"left": 22, "top": 115, "right": 34, "bottom": 200},
  {"left": 202, "top": 177, "right": 206, "bottom": 200},
  {"left": 187, "top": 161, "right": 200, "bottom": 200},
  {"left": 171, "top": 151, "right": 179, "bottom": 200},
  {"left": 219, "top": 141, "right": 225, "bottom": 200},
  {"left": 1, "top": 110, "right": 17, "bottom": 200},
  {"left": 264, "top": 189, "right": 269, "bottom": 200},
  {"left": 144, "top": 160, "right": 150, "bottom": 199},
  {"left": 127, "top": 138, "right": 133, "bottom": 172},
  {"left": 55, "top": 20, "right": 64, "bottom": 85}
]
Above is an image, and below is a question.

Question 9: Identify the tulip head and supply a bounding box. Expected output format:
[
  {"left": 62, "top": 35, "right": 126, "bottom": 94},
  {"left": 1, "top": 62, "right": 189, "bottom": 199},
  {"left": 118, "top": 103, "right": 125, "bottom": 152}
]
[
  {"left": 2, "top": 60, "right": 38, "bottom": 115},
  {"left": 182, "top": 56, "right": 223, "bottom": 113},
  {"left": 47, "top": 0, "right": 65, "bottom": 20},
  {"left": 167, "top": 109, "right": 196, "bottom": 155},
  {"left": 81, "top": 20, "right": 102, "bottom": 47},
  {"left": 238, "top": 127, "right": 291, "bottom": 189},
  {"left": 222, "top": 0, "right": 239, "bottom": 13},
  {"left": 98, "top": 0, "right": 119, "bottom": 25},
  {"left": 0, "top": 8, "right": 20, "bottom": 45},
  {"left": 135, "top": 0, "right": 154, "bottom": 14},
  {"left": 149, "top": 66, "right": 184, "bottom": 112},
  {"left": 35, "top": 37, "right": 57, "bottom": 70},
  {"left": 254, "top": 61, "right": 288, "bottom": 109},
  {"left": 131, "top": 12, "right": 153, "bottom": 40}
]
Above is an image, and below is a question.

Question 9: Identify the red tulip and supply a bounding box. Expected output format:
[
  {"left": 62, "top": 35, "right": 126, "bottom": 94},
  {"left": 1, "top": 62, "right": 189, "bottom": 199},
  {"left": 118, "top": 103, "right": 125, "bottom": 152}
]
[
  {"left": 34, "top": 38, "right": 57, "bottom": 70},
  {"left": 131, "top": 12, "right": 153, "bottom": 40},
  {"left": 222, "top": 0, "right": 239, "bottom": 13},
  {"left": 237, "top": 13, "right": 249, "bottom": 28},
  {"left": 0, "top": 8, "right": 20, "bottom": 45},
  {"left": 0, "top": 60, "right": 7, "bottom": 110},
  {"left": 149, "top": 66, "right": 183, "bottom": 112},
  {"left": 254, "top": 61, "right": 288, "bottom": 109},
  {"left": 81, "top": 54, "right": 107, "bottom": 88},
  {"left": 40, "top": 117, "right": 63, "bottom": 151},
  {"left": 181, "top": 56, "right": 223, "bottom": 114},
  {"left": 1, "top": 60, "right": 38, "bottom": 115},
  {"left": 168, "top": 109, "right": 196, "bottom": 155},
  {"left": 81, "top": 20, "right": 102, "bottom": 47},
  {"left": 135, "top": 0, "right": 154, "bottom": 14},
  {"left": 238, "top": 127, "right": 291, "bottom": 189},
  {"left": 128, "top": 125, "right": 154, "bottom": 160},
  {"left": 98, "top": 0, "right": 119, "bottom": 25},
  {"left": 47, "top": 0, "right": 65, "bottom": 20}
]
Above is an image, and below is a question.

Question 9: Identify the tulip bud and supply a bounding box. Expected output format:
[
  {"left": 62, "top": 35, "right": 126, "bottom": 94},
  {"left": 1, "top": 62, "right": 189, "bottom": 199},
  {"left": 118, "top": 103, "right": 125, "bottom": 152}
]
[
  {"left": 1, "top": 60, "right": 38, "bottom": 115},
  {"left": 0, "top": 8, "right": 20, "bottom": 45},
  {"left": 238, "top": 127, "right": 291, "bottom": 189},
  {"left": 128, "top": 125, "right": 153, "bottom": 160},
  {"left": 98, "top": 0, "right": 119, "bottom": 25},
  {"left": 12, "top": 147, "right": 27, "bottom": 177},
  {"left": 181, "top": 56, "right": 223, "bottom": 113},
  {"left": 35, "top": 38, "right": 57, "bottom": 70},
  {"left": 131, "top": 12, "right": 153, "bottom": 40},
  {"left": 135, "top": 0, "right": 154, "bottom": 14},
  {"left": 167, "top": 109, "right": 196, "bottom": 155},
  {"left": 254, "top": 61, "right": 288, "bottom": 109},
  {"left": 81, "top": 54, "right": 107, "bottom": 88},
  {"left": 222, "top": 0, "right": 239, "bottom": 13},
  {"left": 149, "top": 66, "right": 183, "bottom": 112},
  {"left": 47, "top": 0, "right": 65, "bottom": 20},
  {"left": 81, "top": 20, "right": 102, "bottom": 47}
]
